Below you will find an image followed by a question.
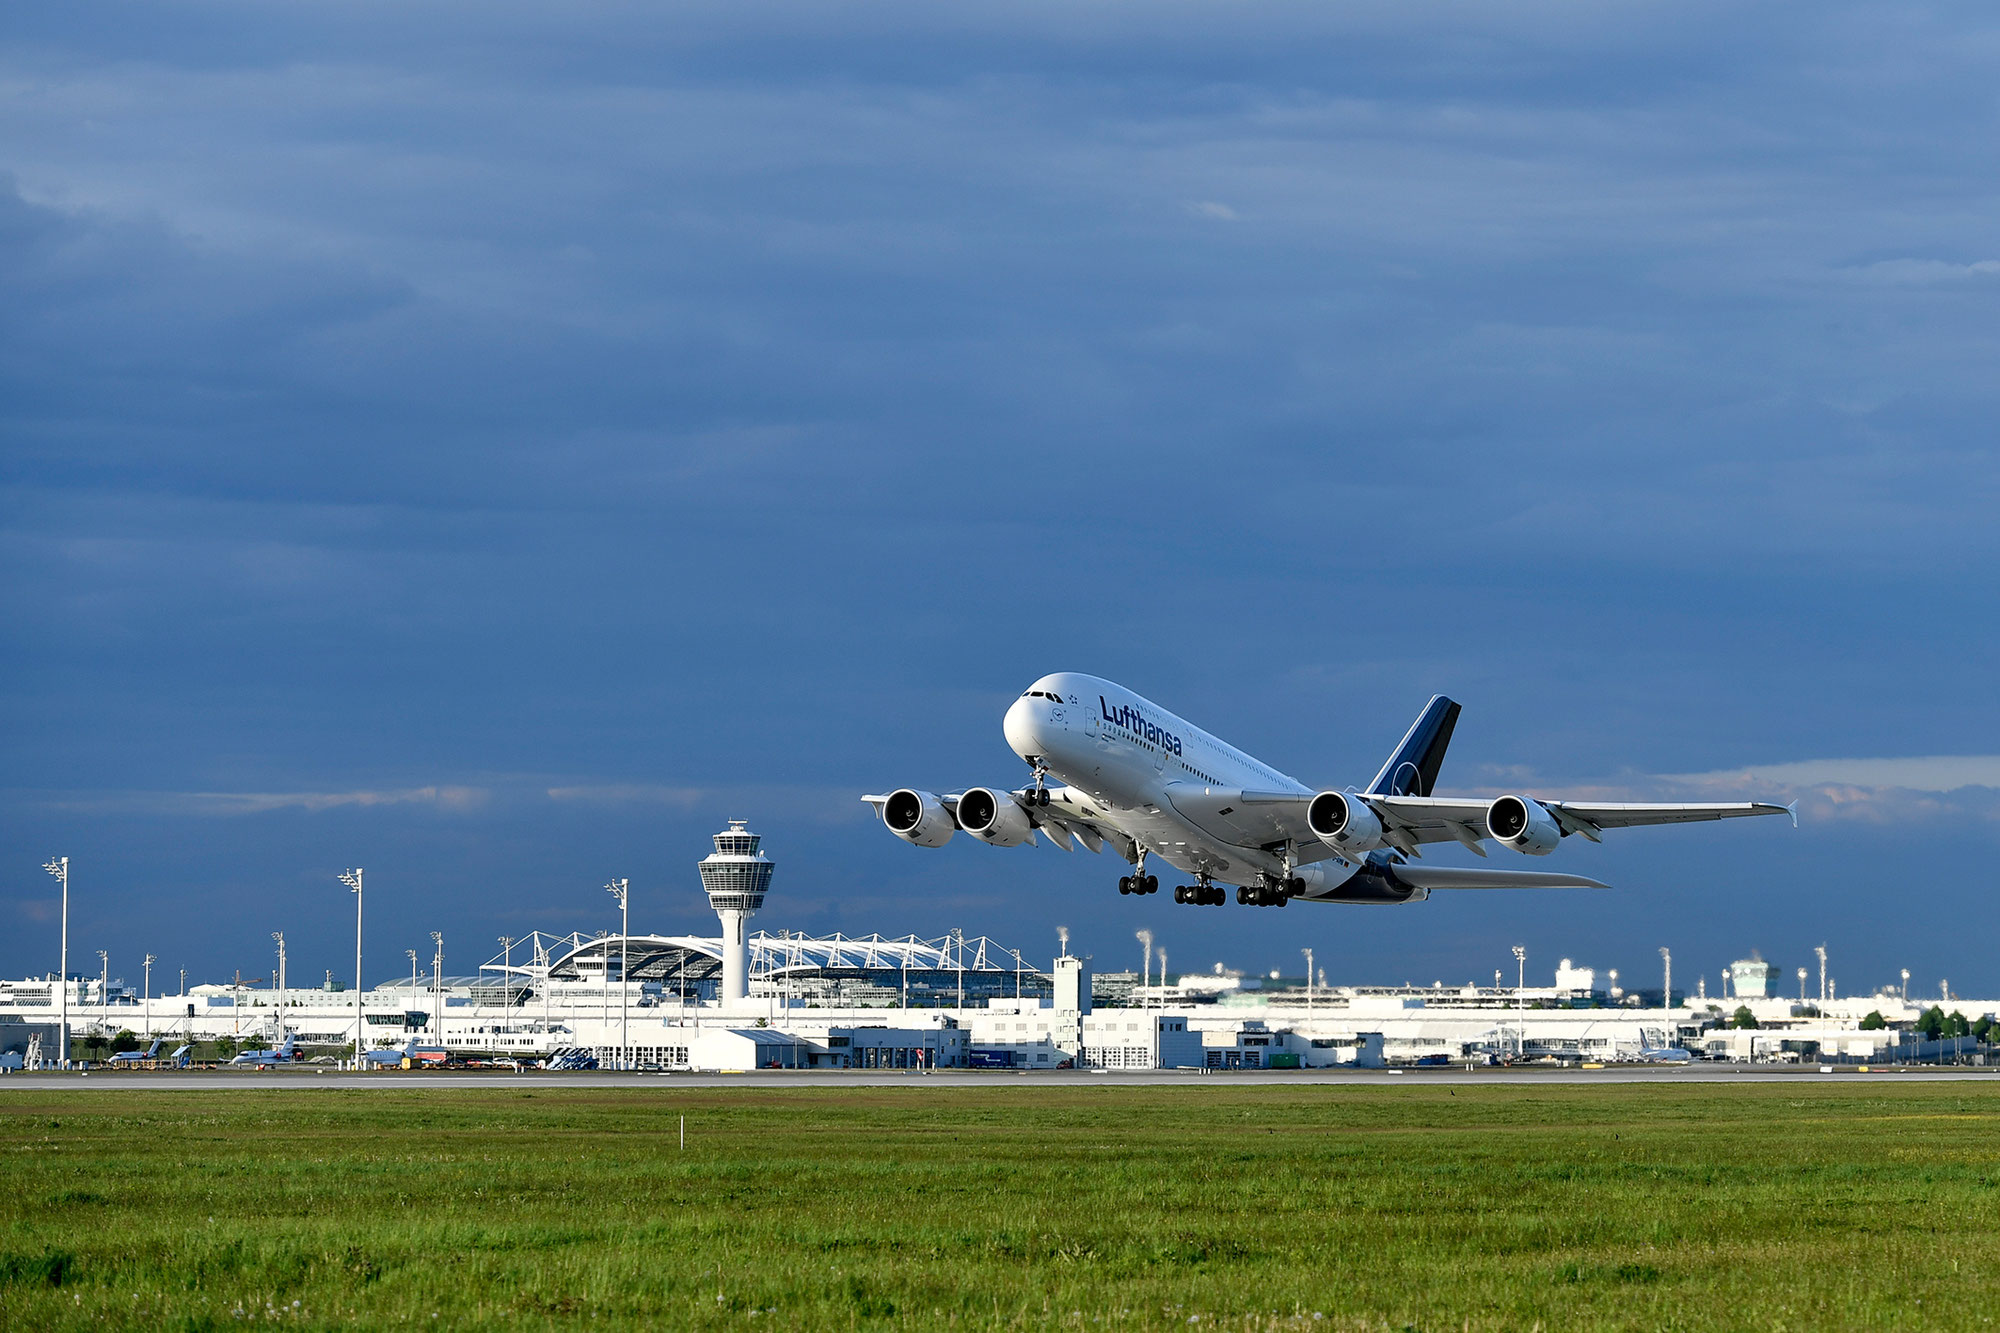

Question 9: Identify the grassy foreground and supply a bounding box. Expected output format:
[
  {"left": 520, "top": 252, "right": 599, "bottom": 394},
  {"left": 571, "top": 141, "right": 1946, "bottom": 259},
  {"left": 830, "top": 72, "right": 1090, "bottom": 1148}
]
[{"left": 4, "top": 1083, "right": 2000, "bottom": 1330}]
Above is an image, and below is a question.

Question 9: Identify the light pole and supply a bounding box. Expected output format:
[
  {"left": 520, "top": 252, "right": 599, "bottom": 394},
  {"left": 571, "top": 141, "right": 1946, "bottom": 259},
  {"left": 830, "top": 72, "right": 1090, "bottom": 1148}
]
[
  {"left": 97, "top": 950, "right": 109, "bottom": 1022},
  {"left": 1011, "top": 949, "right": 1024, "bottom": 1000},
  {"left": 1157, "top": 949, "right": 1167, "bottom": 1007},
  {"left": 43, "top": 857, "right": 69, "bottom": 1068},
  {"left": 407, "top": 950, "right": 419, "bottom": 993},
  {"left": 1512, "top": 945, "right": 1526, "bottom": 1059},
  {"left": 1302, "top": 948, "right": 1314, "bottom": 1013},
  {"left": 498, "top": 936, "right": 515, "bottom": 1021},
  {"left": 272, "top": 932, "right": 286, "bottom": 997},
  {"left": 1797, "top": 967, "right": 1808, "bottom": 1004},
  {"left": 339, "top": 869, "right": 364, "bottom": 1070},
  {"left": 1901, "top": 968, "right": 1910, "bottom": 1003},
  {"left": 1608, "top": 968, "right": 1619, "bottom": 1001},
  {"left": 1659, "top": 947, "right": 1672, "bottom": 1010},
  {"left": 952, "top": 929, "right": 966, "bottom": 1011},
  {"left": 605, "top": 879, "right": 629, "bottom": 1071},
  {"left": 430, "top": 932, "right": 444, "bottom": 1049},
  {"left": 1138, "top": 929, "right": 1155, "bottom": 1009},
  {"left": 1815, "top": 945, "right": 1828, "bottom": 1005},
  {"left": 1720, "top": 968, "right": 1729, "bottom": 1001},
  {"left": 143, "top": 955, "right": 155, "bottom": 1037}
]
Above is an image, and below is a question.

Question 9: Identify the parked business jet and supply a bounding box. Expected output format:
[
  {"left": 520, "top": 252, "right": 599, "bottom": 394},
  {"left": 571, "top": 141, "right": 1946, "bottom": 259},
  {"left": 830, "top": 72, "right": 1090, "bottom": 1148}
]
[
  {"left": 229, "top": 1032, "right": 298, "bottom": 1066},
  {"left": 865, "top": 673, "right": 1790, "bottom": 908},
  {"left": 107, "top": 1038, "right": 164, "bottom": 1067},
  {"left": 360, "top": 1036, "right": 419, "bottom": 1070}
]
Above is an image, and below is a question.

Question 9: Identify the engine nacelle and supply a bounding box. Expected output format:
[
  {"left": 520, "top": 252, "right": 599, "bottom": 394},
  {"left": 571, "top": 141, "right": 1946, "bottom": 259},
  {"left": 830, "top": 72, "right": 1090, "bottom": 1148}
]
[
  {"left": 1306, "top": 790, "right": 1385, "bottom": 854},
  {"left": 956, "top": 787, "right": 1036, "bottom": 847},
  {"left": 1487, "top": 795, "right": 1561, "bottom": 855},
  {"left": 882, "top": 789, "right": 955, "bottom": 847}
]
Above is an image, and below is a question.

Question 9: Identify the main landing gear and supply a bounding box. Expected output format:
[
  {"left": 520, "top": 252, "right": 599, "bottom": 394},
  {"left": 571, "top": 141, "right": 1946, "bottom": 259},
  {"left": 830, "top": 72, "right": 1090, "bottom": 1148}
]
[
  {"left": 1174, "top": 881, "right": 1225, "bottom": 907},
  {"left": 1119, "top": 848, "right": 1158, "bottom": 895},
  {"left": 1236, "top": 877, "right": 1305, "bottom": 908}
]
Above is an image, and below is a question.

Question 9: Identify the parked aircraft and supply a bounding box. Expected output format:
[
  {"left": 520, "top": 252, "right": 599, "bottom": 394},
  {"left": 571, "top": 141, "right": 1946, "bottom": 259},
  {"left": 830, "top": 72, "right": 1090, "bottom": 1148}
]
[
  {"left": 107, "top": 1038, "right": 164, "bottom": 1066},
  {"left": 228, "top": 1033, "right": 298, "bottom": 1066},
  {"left": 360, "top": 1036, "right": 418, "bottom": 1069},
  {"left": 867, "top": 673, "right": 1790, "bottom": 907}
]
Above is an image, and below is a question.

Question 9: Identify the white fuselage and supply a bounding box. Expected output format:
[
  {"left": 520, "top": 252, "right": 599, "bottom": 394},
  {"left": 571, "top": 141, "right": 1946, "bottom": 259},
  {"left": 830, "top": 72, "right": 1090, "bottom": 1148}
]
[{"left": 1003, "top": 672, "right": 1358, "bottom": 893}]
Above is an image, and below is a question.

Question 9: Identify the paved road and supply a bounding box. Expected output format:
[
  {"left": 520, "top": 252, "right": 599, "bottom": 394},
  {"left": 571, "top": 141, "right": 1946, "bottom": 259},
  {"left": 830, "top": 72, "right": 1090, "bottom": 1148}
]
[{"left": 4, "top": 1065, "right": 1998, "bottom": 1091}]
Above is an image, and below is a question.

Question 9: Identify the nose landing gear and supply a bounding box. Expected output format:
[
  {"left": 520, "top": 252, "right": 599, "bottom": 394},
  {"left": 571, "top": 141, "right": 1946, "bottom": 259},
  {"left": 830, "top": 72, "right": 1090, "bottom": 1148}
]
[{"left": 1022, "top": 758, "right": 1051, "bottom": 807}]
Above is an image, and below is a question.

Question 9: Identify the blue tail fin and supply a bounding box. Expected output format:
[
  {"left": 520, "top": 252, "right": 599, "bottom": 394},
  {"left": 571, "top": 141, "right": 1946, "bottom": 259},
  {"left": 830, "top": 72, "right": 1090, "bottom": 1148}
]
[{"left": 1366, "top": 695, "right": 1461, "bottom": 797}]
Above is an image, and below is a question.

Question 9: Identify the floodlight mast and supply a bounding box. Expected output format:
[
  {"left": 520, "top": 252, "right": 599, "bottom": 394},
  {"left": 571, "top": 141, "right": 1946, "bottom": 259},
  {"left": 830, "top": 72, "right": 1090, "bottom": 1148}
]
[
  {"left": 430, "top": 932, "right": 444, "bottom": 1048},
  {"left": 143, "top": 954, "right": 155, "bottom": 1038},
  {"left": 338, "top": 869, "right": 363, "bottom": 1070},
  {"left": 43, "top": 857, "right": 68, "bottom": 1069},
  {"left": 1901, "top": 968, "right": 1910, "bottom": 1002},
  {"left": 605, "top": 879, "right": 629, "bottom": 1071},
  {"left": 1798, "top": 967, "right": 1808, "bottom": 1003},
  {"left": 1137, "top": 929, "right": 1155, "bottom": 1008},
  {"left": 1815, "top": 944, "right": 1828, "bottom": 1005},
  {"left": 498, "top": 936, "right": 515, "bottom": 1022},
  {"left": 1659, "top": 947, "right": 1672, "bottom": 1011},
  {"left": 272, "top": 932, "right": 286, "bottom": 995}
]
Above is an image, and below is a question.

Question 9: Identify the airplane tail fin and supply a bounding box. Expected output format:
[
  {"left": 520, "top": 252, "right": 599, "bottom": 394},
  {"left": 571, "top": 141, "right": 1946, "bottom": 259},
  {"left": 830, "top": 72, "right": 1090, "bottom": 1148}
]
[{"left": 1366, "top": 695, "right": 1461, "bottom": 797}]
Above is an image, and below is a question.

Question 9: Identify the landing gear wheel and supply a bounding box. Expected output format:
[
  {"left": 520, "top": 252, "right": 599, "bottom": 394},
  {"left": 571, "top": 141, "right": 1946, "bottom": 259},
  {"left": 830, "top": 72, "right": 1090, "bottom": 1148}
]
[
  {"left": 1144, "top": 874, "right": 1158, "bottom": 894},
  {"left": 1118, "top": 876, "right": 1132, "bottom": 895},
  {"left": 1037, "top": 788, "right": 1049, "bottom": 807},
  {"left": 1174, "top": 885, "right": 1187, "bottom": 904},
  {"left": 1235, "top": 886, "right": 1249, "bottom": 905}
]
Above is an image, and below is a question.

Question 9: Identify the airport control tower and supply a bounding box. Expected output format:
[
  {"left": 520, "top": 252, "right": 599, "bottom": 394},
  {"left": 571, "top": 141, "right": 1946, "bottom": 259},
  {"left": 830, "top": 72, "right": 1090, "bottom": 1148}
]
[{"left": 699, "top": 821, "right": 774, "bottom": 1008}]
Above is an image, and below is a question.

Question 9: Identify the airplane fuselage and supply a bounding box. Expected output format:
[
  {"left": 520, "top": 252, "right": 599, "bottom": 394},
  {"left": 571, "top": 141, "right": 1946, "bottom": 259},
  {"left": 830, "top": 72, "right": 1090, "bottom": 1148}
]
[{"left": 1003, "top": 672, "right": 1378, "bottom": 898}]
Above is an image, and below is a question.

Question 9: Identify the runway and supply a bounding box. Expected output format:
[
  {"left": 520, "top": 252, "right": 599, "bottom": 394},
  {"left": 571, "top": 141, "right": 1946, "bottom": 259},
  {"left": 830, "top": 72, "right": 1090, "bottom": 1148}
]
[{"left": 5, "top": 1065, "right": 1998, "bottom": 1091}]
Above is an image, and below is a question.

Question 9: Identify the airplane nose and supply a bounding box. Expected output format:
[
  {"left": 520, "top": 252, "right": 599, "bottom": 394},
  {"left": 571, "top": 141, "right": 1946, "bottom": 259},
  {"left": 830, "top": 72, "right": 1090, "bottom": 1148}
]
[{"left": 1003, "top": 697, "right": 1041, "bottom": 760}]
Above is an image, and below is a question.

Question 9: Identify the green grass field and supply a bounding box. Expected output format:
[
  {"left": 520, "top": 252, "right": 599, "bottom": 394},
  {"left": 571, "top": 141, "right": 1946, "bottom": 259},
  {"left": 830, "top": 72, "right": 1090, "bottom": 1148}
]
[{"left": 4, "top": 1082, "right": 2000, "bottom": 1330}]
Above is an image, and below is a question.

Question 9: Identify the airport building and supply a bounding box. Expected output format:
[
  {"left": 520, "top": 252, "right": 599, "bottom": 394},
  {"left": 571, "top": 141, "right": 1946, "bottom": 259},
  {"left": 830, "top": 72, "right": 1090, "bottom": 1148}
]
[{"left": 1, "top": 821, "right": 1991, "bottom": 1073}]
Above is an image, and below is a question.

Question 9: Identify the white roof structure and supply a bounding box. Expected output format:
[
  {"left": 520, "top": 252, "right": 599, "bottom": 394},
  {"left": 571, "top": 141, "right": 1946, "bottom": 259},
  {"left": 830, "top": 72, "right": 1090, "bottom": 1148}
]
[{"left": 487, "top": 930, "right": 1043, "bottom": 985}]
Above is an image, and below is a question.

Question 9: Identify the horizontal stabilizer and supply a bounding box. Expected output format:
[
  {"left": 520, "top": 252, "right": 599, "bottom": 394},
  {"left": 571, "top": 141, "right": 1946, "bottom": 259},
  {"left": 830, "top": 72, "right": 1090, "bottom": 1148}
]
[{"left": 1393, "top": 865, "right": 1608, "bottom": 891}]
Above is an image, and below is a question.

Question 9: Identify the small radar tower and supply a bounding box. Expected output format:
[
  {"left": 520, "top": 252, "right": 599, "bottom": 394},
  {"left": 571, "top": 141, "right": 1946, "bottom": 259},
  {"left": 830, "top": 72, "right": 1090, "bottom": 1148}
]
[{"left": 700, "top": 820, "right": 774, "bottom": 1008}]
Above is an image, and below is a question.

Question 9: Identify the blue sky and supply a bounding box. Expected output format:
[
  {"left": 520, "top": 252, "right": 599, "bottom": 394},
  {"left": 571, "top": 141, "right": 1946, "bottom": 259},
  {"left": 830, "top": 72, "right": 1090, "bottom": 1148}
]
[{"left": 4, "top": 2, "right": 1997, "bottom": 1000}]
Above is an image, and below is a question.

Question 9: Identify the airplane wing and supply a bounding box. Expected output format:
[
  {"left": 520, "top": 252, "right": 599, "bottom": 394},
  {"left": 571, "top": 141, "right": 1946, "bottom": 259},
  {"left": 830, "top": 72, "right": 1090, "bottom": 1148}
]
[
  {"left": 1391, "top": 865, "right": 1607, "bottom": 890},
  {"left": 861, "top": 788, "right": 1128, "bottom": 857},
  {"left": 1162, "top": 784, "right": 1788, "bottom": 859},
  {"left": 1365, "top": 796, "right": 1793, "bottom": 851}
]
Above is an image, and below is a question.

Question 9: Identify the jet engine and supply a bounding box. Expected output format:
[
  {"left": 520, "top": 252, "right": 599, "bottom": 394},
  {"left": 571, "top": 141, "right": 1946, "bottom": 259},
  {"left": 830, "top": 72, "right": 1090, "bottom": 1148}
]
[
  {"left": 1307, "top": 791, "right": 1385, "bottom": 854},
  {"left": 1487, "top": 795, "right": 1561, "bottom": 855},
  {"left": 956, "top": 787, "right": 1036, "bottom": 847},
  {"left": 882, "top": 789, "right": 955, "bottom": 847}
]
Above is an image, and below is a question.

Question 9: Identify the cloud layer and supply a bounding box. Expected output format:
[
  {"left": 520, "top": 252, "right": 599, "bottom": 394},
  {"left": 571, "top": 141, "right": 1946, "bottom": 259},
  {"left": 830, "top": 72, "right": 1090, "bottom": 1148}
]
[{"left": 4, "top": 2, "right": 1999, "bottom": 993}]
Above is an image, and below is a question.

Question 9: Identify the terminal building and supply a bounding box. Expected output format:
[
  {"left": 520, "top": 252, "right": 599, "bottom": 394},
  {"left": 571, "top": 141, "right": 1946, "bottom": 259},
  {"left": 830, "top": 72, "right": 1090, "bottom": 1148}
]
[{"left": 0, "top": 821, "right": 1991, "bottom": 1072}]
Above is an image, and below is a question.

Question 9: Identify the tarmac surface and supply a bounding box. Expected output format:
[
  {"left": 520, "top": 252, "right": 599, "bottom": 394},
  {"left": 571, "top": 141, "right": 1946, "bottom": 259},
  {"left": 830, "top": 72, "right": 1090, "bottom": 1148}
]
[{"left": 4, "top": 1065, "right": 1999, "bottom": 1091}]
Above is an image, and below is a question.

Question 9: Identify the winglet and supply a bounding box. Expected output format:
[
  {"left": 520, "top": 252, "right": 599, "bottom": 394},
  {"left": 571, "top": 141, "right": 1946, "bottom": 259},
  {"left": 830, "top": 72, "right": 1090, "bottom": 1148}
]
[{"left": 1785, "top": 800, "right": 1799, "bottom": 830}]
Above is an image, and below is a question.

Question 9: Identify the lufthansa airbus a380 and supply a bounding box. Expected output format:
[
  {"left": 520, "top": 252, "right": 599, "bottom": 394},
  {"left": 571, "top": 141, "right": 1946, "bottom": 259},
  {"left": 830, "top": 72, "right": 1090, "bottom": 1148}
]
[{"left": 865, "top": 673, "right": 1791, "bottom": 908}]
